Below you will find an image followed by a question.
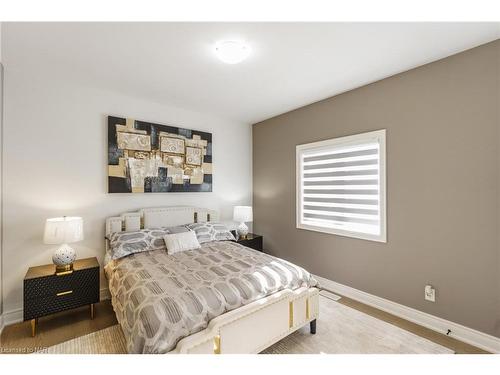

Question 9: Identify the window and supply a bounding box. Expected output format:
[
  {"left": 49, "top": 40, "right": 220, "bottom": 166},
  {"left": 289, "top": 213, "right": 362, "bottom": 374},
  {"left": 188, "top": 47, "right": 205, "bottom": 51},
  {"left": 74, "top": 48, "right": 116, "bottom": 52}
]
[{"left": 296, "top": 129, "right": 386, "bottom": 242}]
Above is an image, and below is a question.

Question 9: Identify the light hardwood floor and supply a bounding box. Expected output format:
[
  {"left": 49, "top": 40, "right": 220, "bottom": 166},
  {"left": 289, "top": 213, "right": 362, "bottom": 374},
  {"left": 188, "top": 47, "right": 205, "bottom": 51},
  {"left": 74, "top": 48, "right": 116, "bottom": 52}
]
[
  {"left": 1, "top": 301, "right": 117, "bottom": 353},
  {"left": 334, "top": 294, "right": 488, "bottom": 354},
  {"left": 0, "top": 295, "right": 489, "bottom": 354}
]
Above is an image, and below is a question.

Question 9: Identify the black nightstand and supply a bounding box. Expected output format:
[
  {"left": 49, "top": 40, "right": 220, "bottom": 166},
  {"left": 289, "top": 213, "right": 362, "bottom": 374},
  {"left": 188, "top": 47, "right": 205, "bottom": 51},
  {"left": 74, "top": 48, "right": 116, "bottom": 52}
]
[
  {"left": 234, "top": 233, "right": 263, "bottom": 252},
  {"left": 23, "top": 257, "right": 100, "bottom": 336}
]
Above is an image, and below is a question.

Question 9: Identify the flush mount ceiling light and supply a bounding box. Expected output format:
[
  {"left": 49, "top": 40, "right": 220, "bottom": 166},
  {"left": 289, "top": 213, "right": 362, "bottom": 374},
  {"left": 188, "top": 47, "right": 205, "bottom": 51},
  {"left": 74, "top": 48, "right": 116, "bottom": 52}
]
[{"left": 214, "top": 40, "right": 251, "bottom": 64}]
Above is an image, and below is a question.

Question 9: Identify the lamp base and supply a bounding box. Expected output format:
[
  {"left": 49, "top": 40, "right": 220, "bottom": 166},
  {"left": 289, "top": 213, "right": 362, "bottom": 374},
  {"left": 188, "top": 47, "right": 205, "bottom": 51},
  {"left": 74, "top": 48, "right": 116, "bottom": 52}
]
[
  {"left": 55, "top": 263, "right": 73, "bottom": 273},
  {"left": 52, "top": 243, "right": 77, "bottom": 272},
  {"left": 237, "top": 222, "right": 249, "bottom": 240}
]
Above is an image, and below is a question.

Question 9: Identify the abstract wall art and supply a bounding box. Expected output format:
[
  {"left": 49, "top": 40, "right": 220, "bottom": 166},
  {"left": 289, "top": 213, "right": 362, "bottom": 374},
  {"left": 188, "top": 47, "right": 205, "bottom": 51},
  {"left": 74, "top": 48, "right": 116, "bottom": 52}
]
[{"left": 108, "top": 116, "right": 212, "bottom": 193}]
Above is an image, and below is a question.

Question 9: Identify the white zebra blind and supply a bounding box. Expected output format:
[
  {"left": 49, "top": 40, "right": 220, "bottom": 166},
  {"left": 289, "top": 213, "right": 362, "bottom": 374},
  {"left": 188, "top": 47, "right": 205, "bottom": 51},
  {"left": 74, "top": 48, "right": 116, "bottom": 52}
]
[{"left": 296, "top": 129, "right": 386, "bottom": 242}]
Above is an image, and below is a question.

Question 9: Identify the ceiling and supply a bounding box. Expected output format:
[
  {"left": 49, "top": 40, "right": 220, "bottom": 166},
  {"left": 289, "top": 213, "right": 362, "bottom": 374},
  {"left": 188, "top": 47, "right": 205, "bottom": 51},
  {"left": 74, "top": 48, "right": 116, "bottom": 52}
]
[{"left": 4, "top": 22, "right": 500, "bottom": 124}]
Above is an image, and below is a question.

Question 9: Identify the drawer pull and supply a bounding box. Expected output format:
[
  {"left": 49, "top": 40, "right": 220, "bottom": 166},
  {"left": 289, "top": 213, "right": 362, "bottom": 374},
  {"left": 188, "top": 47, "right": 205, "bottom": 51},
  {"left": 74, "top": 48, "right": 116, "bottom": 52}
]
[
  {"left": 56, "top": 270, "right": 73, "bottom": 276},
  {"left": 56, "top": 290, "right": 73, "bottom": 297}
]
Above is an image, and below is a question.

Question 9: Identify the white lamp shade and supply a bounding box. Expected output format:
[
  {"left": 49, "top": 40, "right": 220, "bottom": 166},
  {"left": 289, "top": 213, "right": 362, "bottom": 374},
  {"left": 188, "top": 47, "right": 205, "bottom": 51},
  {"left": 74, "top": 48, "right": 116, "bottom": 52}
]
[
  {"left": 233, "top": 206, "right": 253, "bottom": 223},
  {"left": 44, "top": 217, "right": 84, "bottom": 245}
]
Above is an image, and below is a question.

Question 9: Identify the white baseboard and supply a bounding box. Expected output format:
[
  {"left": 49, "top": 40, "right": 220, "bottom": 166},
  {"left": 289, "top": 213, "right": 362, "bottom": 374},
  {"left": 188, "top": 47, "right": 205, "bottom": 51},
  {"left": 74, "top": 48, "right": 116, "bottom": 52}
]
[
  {"left": 315, "top": 275, "right": 500, "bottom": 354},
  {"left": 1, "top": 288, "right": 112, "bottom": 329},
  {"left": 2, "top": 307, "right": 23, "bottom": 326},
  {"left": 100, "top": 287, "right": 111, "bottom": 301}
]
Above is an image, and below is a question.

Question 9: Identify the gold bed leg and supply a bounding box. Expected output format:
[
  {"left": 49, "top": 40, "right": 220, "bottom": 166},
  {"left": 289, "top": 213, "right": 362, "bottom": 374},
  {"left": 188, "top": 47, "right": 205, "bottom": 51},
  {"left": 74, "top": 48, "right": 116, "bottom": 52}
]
[
  {"left": 90, "top": 303, "right": 95, "bottom": 320},
  {"left": 213, "top": 335, "right": 221, "bottom": 354},
  {"left": 306, "top": 298, "right": 310, "bottom": 320},
  {"left": 30, "top": 319, "right": 36, "bottom": 337},
  {"left": 289, "top": 301, "right": 294, "bottom": 328}
]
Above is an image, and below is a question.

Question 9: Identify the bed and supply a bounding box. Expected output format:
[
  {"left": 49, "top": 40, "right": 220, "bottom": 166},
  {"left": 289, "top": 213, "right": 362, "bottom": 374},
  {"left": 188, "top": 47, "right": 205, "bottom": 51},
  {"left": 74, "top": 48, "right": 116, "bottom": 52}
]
[{"left": 104, "top": 206, "right": 319, "bottom": 354}]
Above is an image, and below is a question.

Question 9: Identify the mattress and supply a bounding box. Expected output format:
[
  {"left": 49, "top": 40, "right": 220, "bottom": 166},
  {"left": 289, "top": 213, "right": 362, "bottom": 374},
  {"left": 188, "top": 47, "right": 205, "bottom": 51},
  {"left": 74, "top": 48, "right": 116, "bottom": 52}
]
[{"left": 104, "top": 241, "right": 317, "bottom": 353}]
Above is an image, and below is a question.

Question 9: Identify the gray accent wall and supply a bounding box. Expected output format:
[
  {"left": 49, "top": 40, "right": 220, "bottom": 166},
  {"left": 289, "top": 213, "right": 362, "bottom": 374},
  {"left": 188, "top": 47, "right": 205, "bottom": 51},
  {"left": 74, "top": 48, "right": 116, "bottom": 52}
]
[{"left": 253, "top": 40, "right": 500, "bottom": 337}]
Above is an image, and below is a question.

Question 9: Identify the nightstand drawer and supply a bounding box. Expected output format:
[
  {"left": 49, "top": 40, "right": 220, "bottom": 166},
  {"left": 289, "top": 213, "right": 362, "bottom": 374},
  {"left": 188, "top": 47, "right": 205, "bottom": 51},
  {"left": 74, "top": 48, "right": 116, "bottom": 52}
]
[
  {"left": 23, "top": 286, "right": 99, "bottom": 320},
  {"left": 24, "top": 268, "right": 99, "bottom": 300}
]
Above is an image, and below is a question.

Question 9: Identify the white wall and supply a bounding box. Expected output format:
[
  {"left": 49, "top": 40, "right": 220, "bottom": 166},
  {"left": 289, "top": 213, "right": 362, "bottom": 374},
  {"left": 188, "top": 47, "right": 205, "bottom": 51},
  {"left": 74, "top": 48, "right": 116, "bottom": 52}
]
[{"left": 1, "top": 39, "right": 252, "bottom": 318}]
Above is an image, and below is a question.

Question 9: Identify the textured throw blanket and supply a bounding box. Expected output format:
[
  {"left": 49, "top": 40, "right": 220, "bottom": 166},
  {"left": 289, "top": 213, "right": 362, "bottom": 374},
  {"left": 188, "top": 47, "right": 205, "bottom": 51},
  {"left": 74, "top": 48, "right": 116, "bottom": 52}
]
[{"left": 105, "top": 241, "right": 317, "bottom": 353}]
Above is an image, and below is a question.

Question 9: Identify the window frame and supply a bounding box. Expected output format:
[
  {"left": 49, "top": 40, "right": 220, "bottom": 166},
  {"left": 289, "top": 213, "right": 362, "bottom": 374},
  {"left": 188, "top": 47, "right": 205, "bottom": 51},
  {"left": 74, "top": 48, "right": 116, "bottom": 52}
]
[{"left": 296, "top": 129, "right": 387, "bottom": 243}]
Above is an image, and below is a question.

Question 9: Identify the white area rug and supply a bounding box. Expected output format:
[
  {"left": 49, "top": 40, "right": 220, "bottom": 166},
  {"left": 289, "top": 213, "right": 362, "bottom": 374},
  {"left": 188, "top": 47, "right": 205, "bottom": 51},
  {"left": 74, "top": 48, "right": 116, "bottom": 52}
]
[{"left": 39, "top": 295, "right": 453, "bottom": 354}]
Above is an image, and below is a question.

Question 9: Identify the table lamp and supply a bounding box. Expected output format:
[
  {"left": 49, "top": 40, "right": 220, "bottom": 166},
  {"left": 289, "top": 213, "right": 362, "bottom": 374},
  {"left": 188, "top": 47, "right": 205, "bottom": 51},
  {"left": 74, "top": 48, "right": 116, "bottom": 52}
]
[
  {"left": 233, "top": 206, "right": 253, "bottom": 239},
  {"left": 44, "top": 216, "right": 83, "bottom": 272}
]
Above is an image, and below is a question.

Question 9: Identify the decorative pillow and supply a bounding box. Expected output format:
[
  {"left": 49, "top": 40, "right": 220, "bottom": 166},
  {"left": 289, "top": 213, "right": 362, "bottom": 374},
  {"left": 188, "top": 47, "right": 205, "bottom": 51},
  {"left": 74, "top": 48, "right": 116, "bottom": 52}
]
[
  {"left": 108, "top": 226, "right": 189, "bottom": 260},
  {"left": 186, "top": 222, "right": 236, "bottom": 244},
  {"left": 164, "top": 231, "right": 201, "bottom": 255}
]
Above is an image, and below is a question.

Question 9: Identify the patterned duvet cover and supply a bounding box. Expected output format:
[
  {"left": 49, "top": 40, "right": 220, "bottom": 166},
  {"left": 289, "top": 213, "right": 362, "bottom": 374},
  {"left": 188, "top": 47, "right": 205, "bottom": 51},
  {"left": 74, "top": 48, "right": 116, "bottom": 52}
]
[{"left": 105, "top": 241, "right": 317, "bottom": 353}]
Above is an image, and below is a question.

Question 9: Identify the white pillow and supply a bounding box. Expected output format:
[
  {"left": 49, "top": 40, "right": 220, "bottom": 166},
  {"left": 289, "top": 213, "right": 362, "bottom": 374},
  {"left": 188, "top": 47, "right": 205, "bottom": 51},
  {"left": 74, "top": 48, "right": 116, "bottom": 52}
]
[{"left": 163, "top": 231, "right": 201, "bottom": 254}]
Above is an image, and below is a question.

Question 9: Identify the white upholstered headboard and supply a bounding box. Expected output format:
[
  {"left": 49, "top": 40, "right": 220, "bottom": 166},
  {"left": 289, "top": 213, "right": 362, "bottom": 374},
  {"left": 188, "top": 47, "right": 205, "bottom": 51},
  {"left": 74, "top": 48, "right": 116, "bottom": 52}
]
[{"left": 105, "top": 206, "right": 219, "bottom": 236}]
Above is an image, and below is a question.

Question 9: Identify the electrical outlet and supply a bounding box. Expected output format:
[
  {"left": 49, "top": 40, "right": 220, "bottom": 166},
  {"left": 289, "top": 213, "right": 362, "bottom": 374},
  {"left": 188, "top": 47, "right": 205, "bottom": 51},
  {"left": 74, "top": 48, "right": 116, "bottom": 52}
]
[{"left": 424, "top": 285, "right": 436, "bottom": 302}]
